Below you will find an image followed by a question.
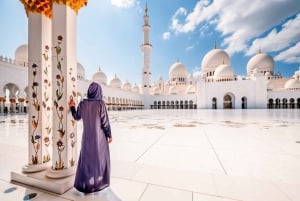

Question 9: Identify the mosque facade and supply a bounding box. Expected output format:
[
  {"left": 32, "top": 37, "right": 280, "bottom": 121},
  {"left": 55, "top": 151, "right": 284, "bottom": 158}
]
[{"left": 1, "top": 6, "right": 300, "bottom": 115}]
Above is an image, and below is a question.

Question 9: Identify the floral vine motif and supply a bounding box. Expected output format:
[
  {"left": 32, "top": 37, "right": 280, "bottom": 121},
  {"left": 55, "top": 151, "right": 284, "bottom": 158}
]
[
  {"left": 69, "top": 131, "right": 76, "bottom": 166},
  {"left": 69, "top": 67, "right": 77, "bottom": 167},
  {"left": 56, "top": 139, "right": 65, "bottom": 170},
  {"left": 54, "top": 35, "right": 65, "bottom": 170},
  {"left": 42, "top": 45, "right": 52, "bottom": 163},
  {"left": 31, "top": 63, "right": 41, "bottom": 164}
]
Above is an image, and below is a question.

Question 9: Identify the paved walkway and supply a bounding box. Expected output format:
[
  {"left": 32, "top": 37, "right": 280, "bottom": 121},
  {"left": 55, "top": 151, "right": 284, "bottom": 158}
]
[{"left": 0, "top": 109, "right": 300, "bottom": 201}]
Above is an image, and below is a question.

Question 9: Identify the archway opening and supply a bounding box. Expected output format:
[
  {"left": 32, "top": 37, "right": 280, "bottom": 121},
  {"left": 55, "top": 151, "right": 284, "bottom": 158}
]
[
  {"left": 241, "top": 97, "right": 247, "bottom": 109},
  {"left": 268, "top": 99, "right": 274, "bottom": 109},
  {"left": 223, "top": 95, "right": 232, "bottom": 109},
  {"left": 212, "top": 97, "right": 217, "bottom": 109}
]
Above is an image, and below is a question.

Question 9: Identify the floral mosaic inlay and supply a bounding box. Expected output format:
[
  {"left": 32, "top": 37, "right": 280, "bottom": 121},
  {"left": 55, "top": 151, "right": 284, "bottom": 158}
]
[
  {"left": 42, "top": 45, "right": 52, "bottom": 163},
  {"left": 53, "top": 35, "right": 65, "bottom": 170},
  {"left": 31, "top": 63, "right": 41, "bottom": 164}
]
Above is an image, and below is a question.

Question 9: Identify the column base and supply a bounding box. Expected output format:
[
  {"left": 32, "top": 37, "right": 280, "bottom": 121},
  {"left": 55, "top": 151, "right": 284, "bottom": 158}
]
[
  {"left": 11, "top": 169, "right": 74, "bottom": 194},
  {"left": 22, "top": 161, "right": 51, "bottom": 173},
  {"left": 46, "top": 166, "right": 76, "bottom": 179}
]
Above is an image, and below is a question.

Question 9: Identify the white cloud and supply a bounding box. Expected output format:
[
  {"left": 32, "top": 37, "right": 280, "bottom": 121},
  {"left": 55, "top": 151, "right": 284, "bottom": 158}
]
[
  {"left": 185, "top": 45, "right": 194, "bottom": 51},
  {"left": 247, "top": 13, "right": 300, "bottom": 56},
  {"left": 162, "top": 32, "right": 170, "bottom": 40},
  {"left": 111, "top": 0, "right": 136, "bottom": 8},
  {"left": 275, "top": 42, "right": 300, "bottom": 63},
  {"left": 170, "top": 7, "right": 188, "bottom": 33},
  {"left": 192, "top": 65, "right": 202, "bottom": 77},
  {"left": 170, "top": 0, "right": 300, "bottom": 57}
]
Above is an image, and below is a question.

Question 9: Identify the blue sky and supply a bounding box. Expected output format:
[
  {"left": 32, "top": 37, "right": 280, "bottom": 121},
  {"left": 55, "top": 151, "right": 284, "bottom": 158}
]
[{"left": 0, "top": 0, "right": 300, "bottom": 85}]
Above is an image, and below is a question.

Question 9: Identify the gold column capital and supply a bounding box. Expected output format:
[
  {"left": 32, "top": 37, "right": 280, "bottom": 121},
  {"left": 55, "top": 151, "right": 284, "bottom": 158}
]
[
  {"left": 20, "top": 0, "right": 88, "bottom": 18},
  {"left": 20, "top": 0, "right": 52, "bottom": 18},
  {"left": 52, "top": 0, "right": 88, "bottom": 14}
]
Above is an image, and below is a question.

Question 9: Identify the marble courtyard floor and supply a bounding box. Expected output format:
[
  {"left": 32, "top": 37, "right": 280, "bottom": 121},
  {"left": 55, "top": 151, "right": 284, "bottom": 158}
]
[{"left": 0, "top": 109, "right": 300, "bottom": 201}]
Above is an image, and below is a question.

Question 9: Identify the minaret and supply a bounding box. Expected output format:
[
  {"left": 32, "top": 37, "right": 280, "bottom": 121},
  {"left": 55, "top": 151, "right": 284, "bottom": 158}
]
[{"left": 141, "top": 3, "right": 152, "bottom": 95}]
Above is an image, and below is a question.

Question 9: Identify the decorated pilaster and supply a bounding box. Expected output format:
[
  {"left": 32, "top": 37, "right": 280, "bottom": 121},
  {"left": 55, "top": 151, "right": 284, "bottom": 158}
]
[
  {"left": 141, "top": 4, "right": 152, "bottom": 96},
  {"left": 20, "top": 0, "right": 53, "bottom": 172},
  {"left": 47, "top": 0, "right": 87, "bottom": 178}
]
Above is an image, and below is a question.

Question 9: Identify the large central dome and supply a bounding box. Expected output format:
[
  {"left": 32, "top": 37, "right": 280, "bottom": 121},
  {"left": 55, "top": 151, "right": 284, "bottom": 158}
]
[
  {"left": 247, "top": 52, "right": 274, "bottom": 75},
  {"left": 201, "top": 48, "right": 230, "bottom": 72},
  {"left": 169, "top": 61, "right": 188, "bottom": 80}
]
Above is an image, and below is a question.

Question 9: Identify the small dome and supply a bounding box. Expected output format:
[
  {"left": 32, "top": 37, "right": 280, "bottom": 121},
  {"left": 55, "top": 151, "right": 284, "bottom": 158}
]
[
  {"left": 284, "top": 78, "right": 300, "bottom": 90},
  {"left": 247, "top": 52, "right": 274, "bottom": 75},
  {"left": 201, "top": 48, "right": 230, "bottom": 72},
  {"left": 214, "top": 64, "right": 235, "bottom": 79},
  {"left": 123, "top": 80, "right": 132, "bottom": 91},
  {"left": 169, "top": 86, "right": 178, "bottom": 94},
  {"left": 77, "top": 62, "right": 85, "bottom": 79},
  {"left": 92, "top": 68, "right": 107, "bottom": 85},
  {"left": 186, "top": 85, "right": 196, "bottom": 94},
  {"left": 15, "top": 44, "right": 28, "bottom": 66},
  {"left": 169, "top": 61, "right": 188, "bottom": 79},
  {"left": 109, "top": 74, "right": 121, "bottom": 88},
  {"left": 132, "top": 83, "right": 140, "bottom": 93}
]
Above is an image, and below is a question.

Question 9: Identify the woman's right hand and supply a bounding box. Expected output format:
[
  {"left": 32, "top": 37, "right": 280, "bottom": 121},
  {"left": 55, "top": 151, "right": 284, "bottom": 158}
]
[
  {"left": 107, "top": 137, "right": 112, "bottom": 143},
  {"left": 68, "top": 96, "right": 75, "bottom": 107}
]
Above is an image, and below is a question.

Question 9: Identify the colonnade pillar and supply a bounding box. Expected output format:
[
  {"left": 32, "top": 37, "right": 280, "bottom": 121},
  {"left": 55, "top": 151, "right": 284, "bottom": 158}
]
[
  {"left": 19, "top": 0, "right": 87, "bottom": 181},
  {"left": 46, "top": 3, "right": 78, "bottom": 178},
  {"left": 23, "top": 12, "right": 53, "bottom": 172},
  {"left": 0, "top": 97, "right": 5, "bottom": 113}
]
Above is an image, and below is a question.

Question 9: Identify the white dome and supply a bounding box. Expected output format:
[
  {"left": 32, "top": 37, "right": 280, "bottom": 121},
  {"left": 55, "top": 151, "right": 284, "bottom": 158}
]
[
  {"left": 284, "top": 78, "right": 300, "bottom": 90},
  {"left": 109, "top": 74, "right": 121, "bottom": 88},
  {"left": 132, "top": 83, "right": 140, "bottom": 93},
  {"left": 15, "top": 44, "right": 28, "bottom": 66},
  {"left": 92, "top": 68, "right": 107, "bottom": 85},
  {"left": 77, "top": 62, "right": 85, "bottom": 79},
  {"left": 122, "top": 80, "right": 132, "bottom": 91},
  {"left": 247, "top": 52, "right": 274, "bottom": 75},
  {"left": 169, "top": 86, "right": 178, "bottom": 94},
  {"left": 186, "top": 85, "right": 196, "bottom": 94},
  {"left": 169, "top": 61, "right": 188, "bottom": 79},
  {"left": 214, "top": 64, "right": 235, "bottom": 79},
  {"left": 201, "top": 48, "right": 230, "bottom": 72}
]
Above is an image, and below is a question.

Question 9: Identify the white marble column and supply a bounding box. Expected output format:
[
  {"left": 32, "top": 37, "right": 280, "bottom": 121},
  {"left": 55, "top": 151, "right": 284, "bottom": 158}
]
[
  {"left": 0, "top": 91, "right": 5, "bottom": 113},
  {"left": 23, "top": 13, "right": 52, "bottom": 173},
  {"left": 47, "top": 3, "right": 78, "bottom": 178}
]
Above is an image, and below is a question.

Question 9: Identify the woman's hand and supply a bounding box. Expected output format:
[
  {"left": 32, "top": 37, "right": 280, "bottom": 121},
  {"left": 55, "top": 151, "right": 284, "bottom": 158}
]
[
  {"left": 68, "top": 96, "right": 75, "bottom": 107},
  {"left": 107, "top": 137, "right": 112, "bottom": 143}
]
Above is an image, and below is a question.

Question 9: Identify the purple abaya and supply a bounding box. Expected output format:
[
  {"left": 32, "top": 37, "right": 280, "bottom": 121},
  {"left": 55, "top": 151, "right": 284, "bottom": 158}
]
[{"left": 71, "top": 82, "right": 112, "bottom": 193}]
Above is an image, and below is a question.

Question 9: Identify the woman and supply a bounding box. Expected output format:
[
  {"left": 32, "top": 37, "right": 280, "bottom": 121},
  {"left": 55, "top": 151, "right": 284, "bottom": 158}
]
[{"left": 69, "top": 82, "right": 112, "bottom": 193}]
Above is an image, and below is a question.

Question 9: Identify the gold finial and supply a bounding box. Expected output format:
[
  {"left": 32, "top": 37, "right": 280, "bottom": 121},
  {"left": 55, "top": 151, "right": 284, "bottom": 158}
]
[
  {"left": 176, "top": 58, "right": 179, "bottom": 63},
  {"left": 258, "top": 47, "right": 262, "bottom": 53},
  {"left": 145, "top": 3, "right": 148, "bottom": 15},
  {"left": 214, "top": 41, "right": 217, "bottom": 49}
]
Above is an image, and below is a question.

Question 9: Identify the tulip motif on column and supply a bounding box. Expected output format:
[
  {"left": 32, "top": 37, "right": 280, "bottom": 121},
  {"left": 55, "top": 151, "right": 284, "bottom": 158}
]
[
  {"left": 69, "top": 69, "right": 77, "bottom": 167},
  {"left": 30, "top": 63, "right": 41, "bottom": 164},
  {"left": 42, "top": 45, "right": 52, "bottom": 163},
  {"left": 53, "top": 35, "right": 66, "bottom": 170}
]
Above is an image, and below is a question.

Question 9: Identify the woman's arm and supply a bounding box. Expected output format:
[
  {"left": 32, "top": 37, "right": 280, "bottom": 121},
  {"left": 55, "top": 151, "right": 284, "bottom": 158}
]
[
  {"left": 69, "top": 97, "right": 81, "bottom": 121},
  {"left": 100, "top": 101, "right": 112, "bottom": 142}
]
